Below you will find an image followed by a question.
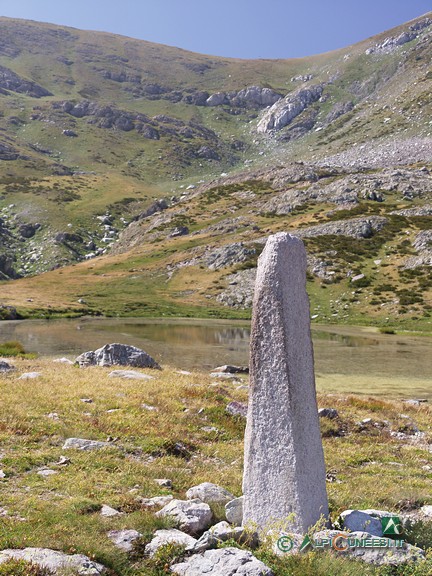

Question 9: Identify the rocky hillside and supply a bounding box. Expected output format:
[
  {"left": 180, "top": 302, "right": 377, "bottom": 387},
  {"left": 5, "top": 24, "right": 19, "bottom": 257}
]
[{"left": 0, "top": 14, "right": 431, "bottom": 327}]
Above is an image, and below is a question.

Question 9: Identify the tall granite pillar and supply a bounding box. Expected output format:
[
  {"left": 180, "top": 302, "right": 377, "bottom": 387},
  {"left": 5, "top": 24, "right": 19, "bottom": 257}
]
[{"left": 243, "top": 232, "right": 328, "bottom": 532}]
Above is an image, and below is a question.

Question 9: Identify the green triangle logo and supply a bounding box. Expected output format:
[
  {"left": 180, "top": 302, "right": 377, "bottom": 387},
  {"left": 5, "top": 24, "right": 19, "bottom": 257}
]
[
  {"left": 300, "top": 535, "right": 313, "bottom": 552},
  {"left": 382, "top": 516, "right": 403, "bottom": 536}
]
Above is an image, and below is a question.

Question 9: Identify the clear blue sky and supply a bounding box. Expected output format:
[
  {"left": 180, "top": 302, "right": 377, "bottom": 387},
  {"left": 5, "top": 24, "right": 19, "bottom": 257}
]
[{"left": 0, "top": 0, "right": 430, "bottom": 59}]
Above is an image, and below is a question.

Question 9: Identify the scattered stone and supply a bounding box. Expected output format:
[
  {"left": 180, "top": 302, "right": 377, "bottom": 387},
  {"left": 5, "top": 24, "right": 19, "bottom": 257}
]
[
  {"left": 318, "top": 408, "right": 339, "bottom": 419},
  {"left": 176, "top": 370, "right": 192, "bottom": 375},
  {"left": 190, "top": 521, "right": 256, "bottom": 553},
  {"left": 155, "top": 478, "right": 173, "bottom": 488},
  {"left": 37, "top": 469, "right": 58, "bottom": 477},
  {"left": 210, "top": 372, "right": 241, "bottom": 381},
  {"left": 243, "top": 233, "right": 328, "bottom": 532},
  {"left": 108, "top": 370, "right": 154, "bottom": 380},
  {"left": 212, "top": 365, "right": 249, "bottom": 374},
  {"left": 55, "top": 456, "right": 71, "bottom": 466},
  {"left": 75, "top": 343, "right": 161, "bottom": 369},
  {"left": 171, "top": 547, "right": 273, "bottom": 575},
  {"left": 107, "top": 529, "right": 142, "bottom": 552},
  {"left": 186, "top": 483, "right": 234, "bottom": 505},
  {"left": 53, "top": 358, "right": 74, "bottom": 365},
  {"left": 101, "top": 505, "right": 122, "bottom": 517},
  {"left": 18, "top": 372, "right": 41, "bottom": 380},
  {"left": 139, "top": 495, "right": 173, "bottom": 508},
  {"left": 0, "top": 361, "right": 13, "bottom": 372},
  {"left": 339, "top": 510, "right": 385, "bottom": 536},
  {"left": 47, "top": 412, "right": 60, "bottom": 420},
  {"left": 225, "top": 496, "right": 244, "bottom": 526},
  {"left": 0, "top": 470, "right": 6, "bottom": 478},
  {"left": 0, "top": 548, "right": 106, "bottom": 574},
  {"left": 156, "top": 499, "right": 213, "bottom": 535},
  {"left": 63, "top": 438, "right": 114, "bottom": 451},
  {"left": 226, "top": 401, "right": 247, "bottom": 418},
  {"left": 142, "top": 404, "right": 158, "bottom": 411},
  {"left": 145, "top": 529, "right": 196, "bottom": 557}
]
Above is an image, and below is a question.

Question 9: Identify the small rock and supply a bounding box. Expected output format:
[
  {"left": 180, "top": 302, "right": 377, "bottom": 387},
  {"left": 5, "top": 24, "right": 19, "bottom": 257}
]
[
  {"left": 63, "top": 438, "right": 114, "bottom": 451},
  {"left": 212, "top": 365, "right": 249, "bottom": 374},
  {"left": 107, "top": 529, "right": 142, "bottom": 552},
  {"left": 101, "top": 505, "right": 122, "bottom": 517},
  {"left": 142, "top": 404, "right": 158, "bottom": 411},
  {"left": 186, "top": 482, "right": 234, "bottom": 505},
  {"left": 190, "top": 521, "right": 257, "bottom": 554},
  {"left": 139, "top": 495, "right": 173, "bottom": 508},
  {"left": 0, "top": 361, "right": 13, "bottom": 372},
  {"left": 0, "top": 470, "right": 6, "bottom": 478},
  {"left": 318, "top": 408, "right": 339, "bottom": 419},
  {"left": 47, "top": 412, "right": 60, "bottom": 420},
  {"left": 226, "top": 401, "right": 247, "bottom": 418},
  {"left": 171, "top": 547, "right": 273, "bottom": 575},
  {"left": 210, "top": 372, "right": 241, "bottom": 381},
  {"left": 225, "top": 496, "right": 244, "bottom": 526},
  {"left": 145, "top": 529, "right": 196, "bottom": 557},
  {"left": 55, "top": 456, "right": 71, "bottom": 466},
  {"left": 80, "top": 398, "right": 93, "bottom": 403},
  {"left": 37, "top": 469, "right": 57, "bottom": 477},
  {"left": 155, "top": 478, "right": 173, "bottom": 488},
  {"left": 108, "top": 370, "right": 154, "bottom": 380},
  {"left": 156, "top": 499, "right": 213, "bottom": 536},
  {"left": 0, "top": 548, "right": 106, "bottom": 575},
  {"left": 18, "top": 372, "right": 41, "bottom": 380},
  {"left": 53, "top": 358, "right": 74, "bottom": 365}
]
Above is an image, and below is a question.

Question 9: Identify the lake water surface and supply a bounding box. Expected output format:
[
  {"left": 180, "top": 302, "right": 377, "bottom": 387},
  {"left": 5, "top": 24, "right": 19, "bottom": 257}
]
[{"left": 1, "top": 318, "right": 431, "bottom": 398}]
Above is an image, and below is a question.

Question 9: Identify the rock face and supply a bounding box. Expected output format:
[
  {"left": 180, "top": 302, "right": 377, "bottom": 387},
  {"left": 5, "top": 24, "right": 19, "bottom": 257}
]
[
  {"left": 75, "top": 343, "right": 161, "bottom": 369},
  {"left": 0, "top": 548, "right": 106, "bottom": 575},
  {"left": 243, "top": 233, "right": 328, "bottom": 532},
  {"left": 257, "top": 85, "right": 323, "bottom": 133},
  {"left": 171, "top": 547, "right": 273, "bottom": 575},
  {"left": 225, "top": 496, "right": 244, "bottom": 526}
]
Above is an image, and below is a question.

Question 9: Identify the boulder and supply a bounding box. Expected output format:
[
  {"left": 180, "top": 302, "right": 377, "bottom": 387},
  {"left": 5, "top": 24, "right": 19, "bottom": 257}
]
[
  {"left": 75, "top": 343, "right": 161, "bottom": 369},
  {"left": 0, "top": 548, "right": 106, "bottom": 574},
  {"left": 139, "top": 495, "right": 173, "bottom": 508},
  {"left": 339, "top": 510, "right": 384, "bottom": 536},
  {"left": 156, "top": 499, "right": 213, "bottom": 536},
  {"left": 100, "top": 505, "right": 122, "bottom": 517},
  {"left": 225, "top": 496, "right": 244, "bottom": 526},
  {"left": 145, "top": 529, "right": 197, "bottom": 557},
  {"left": 171, "top": 547, "right": 273, "bottom": 575},
  {"left": 18, "top": 372, "right": 41, "bottom": 380},
  {"left": 186, "top": 483, "right": 234, "bottom": 505},
  {"left": 318, "top": 408, "right": 339, "bottom": 419}
]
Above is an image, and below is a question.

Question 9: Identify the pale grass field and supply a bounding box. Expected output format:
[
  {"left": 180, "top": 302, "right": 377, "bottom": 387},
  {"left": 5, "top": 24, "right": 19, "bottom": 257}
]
[{"left": 1, "top": 359, "right": 432, "bottom": 574}]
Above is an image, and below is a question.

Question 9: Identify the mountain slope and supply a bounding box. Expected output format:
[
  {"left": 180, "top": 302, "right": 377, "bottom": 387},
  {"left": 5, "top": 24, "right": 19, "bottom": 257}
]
[{"left": 0, "top": 14, "right": 431, "bottom": 328}]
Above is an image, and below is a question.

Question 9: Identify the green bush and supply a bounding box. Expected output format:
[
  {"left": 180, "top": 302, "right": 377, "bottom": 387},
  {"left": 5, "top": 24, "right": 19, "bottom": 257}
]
[{"left": 0, "top": 340, "right": 26, "bottom": 357}]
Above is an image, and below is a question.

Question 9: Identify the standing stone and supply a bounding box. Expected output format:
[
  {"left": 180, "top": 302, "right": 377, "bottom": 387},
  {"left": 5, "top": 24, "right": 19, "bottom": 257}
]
[{"left": 243, "top": 233, "right": 328, "bottom": 533}]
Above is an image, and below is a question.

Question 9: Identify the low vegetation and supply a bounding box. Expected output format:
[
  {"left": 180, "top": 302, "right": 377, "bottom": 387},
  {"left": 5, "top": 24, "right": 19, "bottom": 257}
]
[{"left": 1, "top": 360, "right": 432, "bottom": 574}]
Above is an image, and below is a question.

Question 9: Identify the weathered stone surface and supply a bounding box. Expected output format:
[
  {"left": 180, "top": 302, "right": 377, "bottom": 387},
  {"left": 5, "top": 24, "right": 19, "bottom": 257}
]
[
  {"left": 156, "top": 499, "right": 213, "bottom": 535},
  {"left": 145, "top": 529, "right": 197, "bottom": 557},
  {"left": 318, "top": 408, "right": 339, "bottom": 419},
  {"left": 243, "top": 233, "right": 328, "bottom": 532},
  {"left": 190, "top": 521, "right": 256, "bottom": 553},
  {"left": 226, "top": 402, "right": 248, "bottom": 419},
  {"left": 0, "top": 361, "right": 13, "bottom": 372},
  {"left": 100, "top": 505, "right": 122, "bottom": 517},
  {"left": 257, "top": 85, "right": 323, "bottom": 133},
  {"left": 63, "top": 438, "right": 113, "bottom": 451},
  {"left": 171, "top": 547, "right": 273, "bottom": 575},
  {"left": 139, "top": 495, "right": 173, "bottom": 508},
  {"left": 186, "top": 483, "right": 234, "bottom": 505},
  {"left": 0, "top": 548, "right": 106, "bottom": 574},
  {"left": 339, "top": 510, "right": 384, "bottom": 536},
  {"left": 75, "top": 343, "right": 161, "bottom": 369},
  {"left": 107, "top": 529, "right": 142, "bottom": 552},
  {"left": 225, "top": 496, "right": 244, "bottom": 526}
]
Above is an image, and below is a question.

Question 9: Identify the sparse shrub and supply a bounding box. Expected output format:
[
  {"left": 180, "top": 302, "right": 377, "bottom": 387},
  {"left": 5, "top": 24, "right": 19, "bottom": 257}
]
[
  {"left": 0, "top": 340, "right": 27, "bottom": 357},
  {"left": 0, "top": 559, "right": 52, "bottom": 576}
]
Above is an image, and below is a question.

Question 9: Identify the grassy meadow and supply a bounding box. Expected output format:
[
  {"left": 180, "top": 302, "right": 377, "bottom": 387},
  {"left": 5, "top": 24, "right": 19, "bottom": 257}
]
[{"left": 1, "top": 359, "right": 432, "bottom": 574}]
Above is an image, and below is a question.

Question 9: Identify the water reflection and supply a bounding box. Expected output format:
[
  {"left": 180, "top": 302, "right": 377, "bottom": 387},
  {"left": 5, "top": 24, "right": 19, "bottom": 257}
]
[{"left": 0, "top": 318, "right": 431, "bottom": 394}]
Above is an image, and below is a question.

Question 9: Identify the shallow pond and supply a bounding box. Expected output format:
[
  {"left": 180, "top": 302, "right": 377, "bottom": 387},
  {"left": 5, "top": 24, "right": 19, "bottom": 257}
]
[{"left": 1, "top": 318, "right": 431, "bottom": 398}]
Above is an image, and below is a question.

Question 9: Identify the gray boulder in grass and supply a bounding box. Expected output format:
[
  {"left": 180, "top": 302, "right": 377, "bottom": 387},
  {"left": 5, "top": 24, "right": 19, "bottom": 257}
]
[{"left": 75, "top": 343, "right": 161, "bottom": 369}]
